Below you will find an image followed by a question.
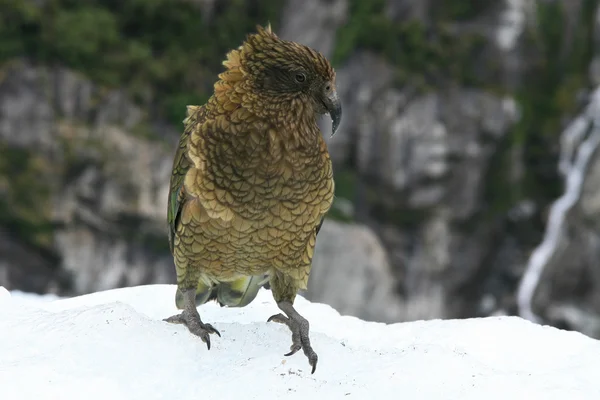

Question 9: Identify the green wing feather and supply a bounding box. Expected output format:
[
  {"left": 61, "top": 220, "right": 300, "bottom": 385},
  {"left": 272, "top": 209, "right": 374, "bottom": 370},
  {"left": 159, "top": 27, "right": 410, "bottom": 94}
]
[
  {"left": 167, "top": 105, "right": 205, "bottom": 254},
  {"left": 167, "top": 134, "right": 189, "bottom": 254},
  {"left": 169, "top": 105, "right": 226, "bottom": 310}
]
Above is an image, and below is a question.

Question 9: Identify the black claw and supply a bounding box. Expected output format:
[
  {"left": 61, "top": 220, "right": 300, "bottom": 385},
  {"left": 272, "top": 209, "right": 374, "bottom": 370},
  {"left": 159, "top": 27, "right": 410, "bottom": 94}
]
[
  {"left": 164, "top": 311, "right": 220, "bottom": 350},
  {"left": 309, "top": 354, "right": 318, "bottom": 374},
  {"left": 267, "top": 303, "right": 319, "bottom": 374},
  {"left": 284, "top": 343, "right": 302, "bottom": 357},
  {"left": 267, "top": 313, "right": 288, "bottom": 324},
  {"left": 204, "top": 324, "right": 221, "bottom": 337},
  {"left": 163, "top": 314, "right": 185, "bottom": 324}
]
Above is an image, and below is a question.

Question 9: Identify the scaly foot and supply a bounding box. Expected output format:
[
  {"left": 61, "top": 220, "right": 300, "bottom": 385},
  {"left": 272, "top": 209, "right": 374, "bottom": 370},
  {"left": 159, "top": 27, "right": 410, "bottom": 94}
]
[
  {"left": 164, "top": 288, "right": 220, "bottom": 350},
  {"left": 268, "top": 302, "right": 318, "bottom": 374}
]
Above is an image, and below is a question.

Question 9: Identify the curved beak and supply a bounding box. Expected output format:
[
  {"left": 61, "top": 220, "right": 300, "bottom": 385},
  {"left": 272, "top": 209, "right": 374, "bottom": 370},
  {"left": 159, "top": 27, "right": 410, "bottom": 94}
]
[{"left": 325, "top": 90, "right": 342, "bottom": 137}]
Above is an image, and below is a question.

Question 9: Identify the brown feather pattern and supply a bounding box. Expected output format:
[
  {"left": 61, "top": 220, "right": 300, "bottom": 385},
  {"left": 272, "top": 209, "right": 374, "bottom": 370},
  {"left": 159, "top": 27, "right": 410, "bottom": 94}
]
[{"left": 168, "top": 25, "right": 336, "bottom": 307}]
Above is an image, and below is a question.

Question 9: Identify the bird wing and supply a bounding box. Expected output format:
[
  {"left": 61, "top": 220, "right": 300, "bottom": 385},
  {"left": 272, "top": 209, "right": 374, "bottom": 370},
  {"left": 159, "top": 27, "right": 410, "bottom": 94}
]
[
  {"left": 315, "top": 215, "right": 325, "bottom": 237},
  {"left": 167, "top": 105, "right": 206, "bottom": 254}
]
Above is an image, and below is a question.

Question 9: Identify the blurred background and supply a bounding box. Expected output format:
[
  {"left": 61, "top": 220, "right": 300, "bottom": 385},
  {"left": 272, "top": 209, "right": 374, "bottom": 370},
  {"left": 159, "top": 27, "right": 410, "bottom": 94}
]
[{"left": 2, "top": 0, "right": 600, "bottom": 338}]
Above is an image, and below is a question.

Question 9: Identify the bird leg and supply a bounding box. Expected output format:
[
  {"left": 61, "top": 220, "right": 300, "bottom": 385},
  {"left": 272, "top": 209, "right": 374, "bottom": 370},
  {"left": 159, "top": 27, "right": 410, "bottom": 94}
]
[
  {"left": 268, "top": 301, "right": 318, "bottom": 374},
  {"left": 164, "top": 288, "right": 221, "bottom": 350}
]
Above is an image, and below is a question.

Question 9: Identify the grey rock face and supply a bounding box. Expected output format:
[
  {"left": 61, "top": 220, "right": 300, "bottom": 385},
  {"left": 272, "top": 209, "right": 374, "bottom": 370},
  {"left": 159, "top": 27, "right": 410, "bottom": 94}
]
[
  {"left": 512, "top": 0, "right": 600, "bottom": 338},
  {"left": 327, "top": 55, "right": 518, "bottom": 320},
  {"left": 305, "top": 219, "right": 403, "bottom": 323},
  {"left": 278, "top": 0, "right": 348, "bottom": 58},
  {"left": 55, "top": 226, "right": 173, "bottom": 293},
  {"left": 0, "top": 228, "right": 65, "bottom": 294},
  {"left": 312, "top": 0, "right": 530, "bottom": 322},
  {"left": 0, "top": 62, "right": 175, "bottom": 294},
  {"left": 518, "top": 88, "right": 600, "bottom": 337}
]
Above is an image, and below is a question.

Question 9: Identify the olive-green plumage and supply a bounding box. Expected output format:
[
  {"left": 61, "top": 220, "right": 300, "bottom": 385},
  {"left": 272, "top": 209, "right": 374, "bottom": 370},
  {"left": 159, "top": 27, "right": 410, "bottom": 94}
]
[{"left": 163, "top": 25, "right": 341, "bottom": 374}]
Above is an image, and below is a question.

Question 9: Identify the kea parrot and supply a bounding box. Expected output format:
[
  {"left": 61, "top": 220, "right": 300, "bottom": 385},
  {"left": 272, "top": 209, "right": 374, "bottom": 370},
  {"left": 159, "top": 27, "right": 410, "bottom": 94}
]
[{"left": 164, "top": 24, "right": 342, "bottom": 374}]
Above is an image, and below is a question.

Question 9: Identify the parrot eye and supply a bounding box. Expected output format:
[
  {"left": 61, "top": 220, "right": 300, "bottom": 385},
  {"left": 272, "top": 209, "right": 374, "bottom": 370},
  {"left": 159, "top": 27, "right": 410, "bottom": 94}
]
[{"left": 295, "top": 73, "right": 306, "bottom": 83}]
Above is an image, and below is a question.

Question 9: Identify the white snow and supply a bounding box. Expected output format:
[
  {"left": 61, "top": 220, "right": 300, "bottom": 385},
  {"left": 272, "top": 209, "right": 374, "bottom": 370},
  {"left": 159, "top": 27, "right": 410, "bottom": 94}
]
[
  {"left": 1, "top": 285, "right": 600, "bottom": 400},
  {"left": 0, "top": 285, "right": 10, "bottom": 300}
]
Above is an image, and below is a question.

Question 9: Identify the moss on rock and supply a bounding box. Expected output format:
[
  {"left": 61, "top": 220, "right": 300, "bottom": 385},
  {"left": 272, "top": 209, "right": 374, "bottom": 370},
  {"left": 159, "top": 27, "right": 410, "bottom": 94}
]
[{"left": 0, "top": 143, "right": 55, "bottom": 250}]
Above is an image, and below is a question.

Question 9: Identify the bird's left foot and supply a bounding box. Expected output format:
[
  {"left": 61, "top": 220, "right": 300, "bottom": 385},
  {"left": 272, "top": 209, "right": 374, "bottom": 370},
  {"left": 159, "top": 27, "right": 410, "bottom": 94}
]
[{"left": 268, "top": 302, "right": 318, "bottom": 374}]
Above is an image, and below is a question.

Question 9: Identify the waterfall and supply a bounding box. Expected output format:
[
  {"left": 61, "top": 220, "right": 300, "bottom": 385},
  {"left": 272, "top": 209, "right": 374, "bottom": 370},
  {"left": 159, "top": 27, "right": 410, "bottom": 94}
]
[{"left": 517, "top": 87, "right": 600, "bottom": 323}]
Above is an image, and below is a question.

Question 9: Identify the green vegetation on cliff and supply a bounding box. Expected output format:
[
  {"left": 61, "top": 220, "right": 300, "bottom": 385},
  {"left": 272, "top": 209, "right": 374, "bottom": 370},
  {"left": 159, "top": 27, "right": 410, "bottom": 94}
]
[
  {"left": 518, "top": 0, "right": 597, "bottom": 196},
  {"left": 0, "top": 143, "right": 55, "bottom": 250},
  {"left": 0, "top": 0, "right": 284, "bottom": 251},
  {"left": 0, "top": 0, "right": 283, "bottom": 125},
  {"left": 333, "top": 0, "right": 598, "bottom": 227},
  {"left": 487, "top": 0, "right": 597, "bottom": 222},
  {"left": 333, "top": 0, "right": 489, "bottom": 88}
]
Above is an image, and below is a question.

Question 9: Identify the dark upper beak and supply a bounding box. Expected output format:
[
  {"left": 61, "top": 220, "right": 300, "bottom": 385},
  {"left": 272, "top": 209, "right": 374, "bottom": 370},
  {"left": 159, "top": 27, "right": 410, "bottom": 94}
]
[{"left": 325, "top": 89, "right": 342, "bottom": 137}]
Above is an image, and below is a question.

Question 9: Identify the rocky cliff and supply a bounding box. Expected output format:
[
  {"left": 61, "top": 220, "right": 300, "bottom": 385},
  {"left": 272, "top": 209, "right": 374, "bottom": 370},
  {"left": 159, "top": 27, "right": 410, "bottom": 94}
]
[{"left": 1, "top": 0, "right": 600, "bottom": 335}]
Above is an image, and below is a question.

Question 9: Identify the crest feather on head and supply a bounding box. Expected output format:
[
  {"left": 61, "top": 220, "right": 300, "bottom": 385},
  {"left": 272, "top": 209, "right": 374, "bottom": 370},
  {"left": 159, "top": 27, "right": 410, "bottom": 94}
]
[
  {"left": 222, "top": 24, "right": 275, "bottom": 71},
  {"left": 220, "top": 24, "right": 334, "bottom": 85}
]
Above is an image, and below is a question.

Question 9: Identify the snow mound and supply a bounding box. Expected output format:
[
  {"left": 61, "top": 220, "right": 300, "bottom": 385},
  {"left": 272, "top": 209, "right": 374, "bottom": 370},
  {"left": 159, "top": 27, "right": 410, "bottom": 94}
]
[
  {"left": 1, "top": 285, "right": 599, "bottom": 399},
  {"left": 0, "top": 286, "right": 10, "bottom": 304}
]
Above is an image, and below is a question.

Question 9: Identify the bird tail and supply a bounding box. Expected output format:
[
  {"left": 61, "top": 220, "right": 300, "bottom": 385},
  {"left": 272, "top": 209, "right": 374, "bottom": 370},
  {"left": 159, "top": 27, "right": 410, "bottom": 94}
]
[
  {"left": 175, "top": 274, "right": 270, "bottom": 309},
  {"left": 215, "top": 274, "right": 270, "bottom": 308}
]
